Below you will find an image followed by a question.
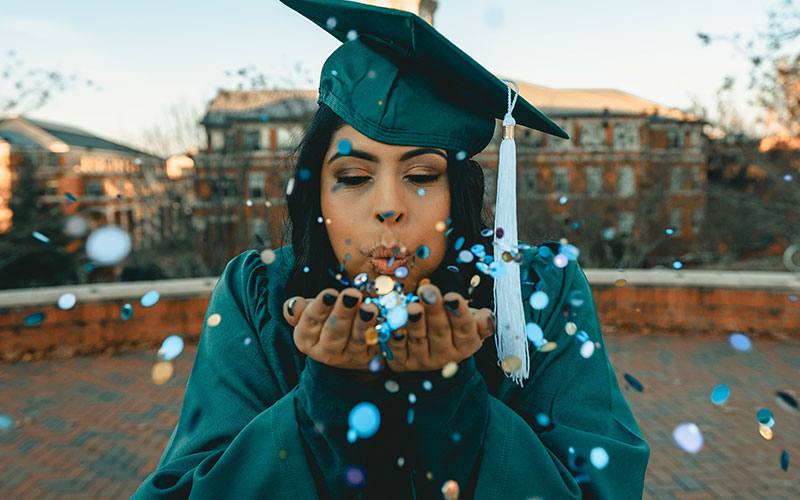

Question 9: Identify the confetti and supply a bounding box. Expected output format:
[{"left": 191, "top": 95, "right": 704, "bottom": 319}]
[
  {"left": 256, "top": 248, "right": 276, "bottom": 266},
  {"left": 781, "top": 450, "right": 789, "bottom": 471},
  {"left": 673, "top": 423, "right": 703, "bottom": 453},
  {"left": 565, "top": 322, "right": 577, "bottom": 335},
  {"left": 558, "top": 196, "right": 568, "bottom": 205},
  {"left": 455, "top": 150, "right": 467, "bottom": 161},
  {"left": 538, "top": 341, "right": 557, "bottom": 352},
  {"left": 346, "top": 29, "right": 358, "bottom": 41},
  {"left": 207, "top": 313, "right": 222, "bottom": 327},
  {"left": 158, "top": 335, "right": 184, "bottom": 361},
  {"left": 624, "top": 373, "right": 644, "bottom": 392},
  {"left": 326, "top": 16, "right": 337, "bottom": 29},
  {"left": 374, "top": 275, "right": 395, "bottom": 295},
  {"left": 500, "top": 355, "right": 521, "bottom": 373},
  {"left": 775, "top": 391, "right": 798, "bottom": 412},
  {"left": 121, "top": 304, "right": 133, "bottom": 320},
  {"left": 416, "top": 245, "right": 431, "bottom": 259},
  {"left": 0, "top": 414, "right": 14, "bottom": 430},
  {"left": 151, "top": 361, "right": 174, "bottom": 385},
  {"left": 394, "top": 266, "right": 409, "bottom": 279},
  {"left": 441, "top": 361, "right": 458, "bottom": 378},
  {"left": 24, "top": 313, "right": 45, "bottom": 326},
  {"left": 553, "top": 253, "right": 568, "bottom": 268},
  {"left": 525, "top": 322, "right": 545, "bottom": 346},
  {"left": 710, "top": 384, "right": 730, "bottom": 405},
  {"left": 441, "top": 479, "right": 460, "bottom": 500},
  {"left": 343, "top": 465, "right": 366, "bottom": 487},
  {"left": 759, "top": 424, "right": 773, "bottom": 440},
  {"left": 422, "top": 380, "right": 433, "bottom": 391},
  {"left": 614, "top": 279, "right": 627, "bottom": 287},
  {"left": 590, "top": 447, "right": 609, "bottom": 469},
  {"left": 672, "top": 260, "right": 683, "bottom": 269},
  {"left": 64, "top": 215, "right": 90, "bottom": 237},
  {"left": 32, "top": 231, "right": 50, "bottom": 243},
  {"left": 141, "top": 290, "right": 160, "bottom": 308},
  {"left": 57, "top": 293, "right": 76, "bottom": 310},
  {"left": 85, "top": 226, "right": 132, "bottom": 265},
  {"left": 579, "top": 341, "right": 595, "bottom": 359},
  {"left": 348, "top": 402, "right": 380, "bottom": 439},
  {"left": 729, "top": 332, "right": 752, "bottom": 352},
  {"left": 529, "top": 291, "right": 549, "bottom": 310},
  {"left": 384, "top": 380, "right": 400, "bottom": 393},
  {"left": 757, "top": 408, "right": 774, "bottom": 428}
]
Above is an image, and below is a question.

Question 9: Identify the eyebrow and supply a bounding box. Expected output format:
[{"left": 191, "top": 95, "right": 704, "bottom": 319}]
[{"left": 327, "top": 147, "right": 447, "bottom": 164}]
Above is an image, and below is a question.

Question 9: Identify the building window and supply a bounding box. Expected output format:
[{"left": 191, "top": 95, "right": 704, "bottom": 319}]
[
  {"left": 586, "top": 166, "right": 603, "bottom": 196},
  {"left": 579, "top": 124, "right": 605, "bottom": 148},
  {"left": 550, "top": 123, "right": 571, "bottom": 150},
  {"left": 554, "top": 167, "right": 570, "bottom": 194},
  {"left": 244, "top": 130, "right": 262, "bottom": 151},
  {"left": 276, "top": 126, "right": 302, "bottom": 151},
  {"left": 85, "top": 180, "right": 103, "bottom": 197},
  {"left": 690, "top": 165, "right": 701, "bottom": 190},
  {"left": 691, "top": 208, "right": 703, "bottom": 234},
  {"left": 618, "top": 212, "right": 635, "bottom": 236},
  {"left": 670, "top": 167, "right": 683, "bottom": 192},
  {"left": 519, "top": 169, "right": 537, "bottom": 199},
  {"left": 249, "top": 217, "right": 269, "bottom": 246},
  {"left": 667, "top": 129, "right": 684, "bottom": 148},
  {"left": 210, "top": 130, "right": 224, "bottom": 152},
  {"left": 613, "top": 123, "right": 638, "bottom": 149},
  {"left": 224, "top": 131, "right": 235, "bottom": 153},
  {"left": 248, "top": 171, "right": 266, "bottom": 199},
  {"left": 617, "top": 166, "right": 635, "bottom": 198},
  {"left": 670, "top": 208, "right": 682, "bottom": 236}
]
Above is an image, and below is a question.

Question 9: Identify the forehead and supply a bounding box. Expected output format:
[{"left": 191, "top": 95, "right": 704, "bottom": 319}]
[{"left": 328, "top": 124, "right": 447, "bottom": 161}]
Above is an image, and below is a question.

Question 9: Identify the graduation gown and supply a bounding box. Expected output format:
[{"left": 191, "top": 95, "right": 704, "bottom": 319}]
[{"left": 131, "top": 243, "right": 649, "bottom": 499}]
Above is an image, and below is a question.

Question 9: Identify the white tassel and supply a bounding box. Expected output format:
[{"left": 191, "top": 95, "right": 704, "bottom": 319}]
[{"left": 493, "top": 80, "right": 528, "bottom": 386}]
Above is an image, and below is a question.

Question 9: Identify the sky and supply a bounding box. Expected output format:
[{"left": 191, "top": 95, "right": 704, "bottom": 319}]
[{"left": 0, "top": 0, "right": 780, "bottom": 154}]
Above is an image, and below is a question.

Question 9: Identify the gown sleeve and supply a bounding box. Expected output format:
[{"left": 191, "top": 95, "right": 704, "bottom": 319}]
[
  {"left": 130, "top": 249, "right": 319, "bottom": 500},
  {"left": 473, "top": 243, "right": 650, "bottom": 499}
]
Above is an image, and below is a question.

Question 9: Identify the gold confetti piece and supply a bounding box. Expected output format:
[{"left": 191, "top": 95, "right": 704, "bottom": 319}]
[
  {"left": 207, "top": 313, "right": 221, "bottom": 327},
  {"left": 260, "top": 249, "right": 276, "bottom": 265},
  {"left": 538, "top": 341, "right": 558, "bottom": 352},
  {"left": 426, "top": 471, "right": 433, "bottom": 480},
  {"left": 470, "top": 274, "right": 480, "bottom": 287},
  {"left": 435, "top": 221, "right": 447, "bottom": 232},
  {"left": 441, "top": 361, "right": 458, "bottom": 379},
  {"left": 500, "top": 355, "right": 522, "bottom": 373},
  {"left": 366, "top": 328, "right": 379, "bottom": 346},
  {"left": 614, "top": 278, "right": 627, "bottom": 287},
  {"left": 278, "top": 449, "right": 288, "bottom": 460},
  {"left": 502, "top": 251, "right": 512, "bottom": 262},
  {"left": 759, "top": 424, "right": 774, "bottom": 440},
  {"left": 565, "top": 322, "right": 577, "bottom": 335},
  {"left": 418, "top": 278, "right": 431, "bottom": 287},
  {"left": 374, "top": 275, "right": 395, "bottom": 295},
  {"left": 151, "top": 361, "right": 174, "bottom": 385},
  {"left": 441, "top": 479, "right": 460, "bottom": 500}
]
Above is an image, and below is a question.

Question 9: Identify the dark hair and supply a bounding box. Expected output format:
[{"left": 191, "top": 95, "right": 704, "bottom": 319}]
[{"left": 283, "top": 103, "right": 495, "bottom": 309}]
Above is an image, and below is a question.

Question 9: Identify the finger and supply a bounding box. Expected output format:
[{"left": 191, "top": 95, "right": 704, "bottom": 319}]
[
  {"left": 443, "top": 292, "right": 481, "bottom": 353},
  {"left": 385, "top": 325, "right": 409, "bottom": 364},
  {"left": 418, "top": 284, "right": 453, "bottom": 356},
  {"left": 298, "top": 288, "right": 339, "bottom": 349},
  {"left": 472, "top": 308, "right": 496, "bottom": 342},
  {"left": 322, "top": 288, "right": 363, "bottom": 355},
  {"left": 345, "top": 301, "right": 378, "bottom": 352},
  {"left": 284, "top": 297, "right": 309, "bottom": 327},
  {"left": 404, "top": 303, "right": 428, "bottom": 365}
]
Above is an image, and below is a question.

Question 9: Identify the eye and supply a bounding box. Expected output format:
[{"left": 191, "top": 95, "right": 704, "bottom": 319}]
[
  {"left": 336, "top": 176, "right": 370, "bottom": 186},
  {"left": 407, "top": 175, "right": 440, "bottom": 184}
]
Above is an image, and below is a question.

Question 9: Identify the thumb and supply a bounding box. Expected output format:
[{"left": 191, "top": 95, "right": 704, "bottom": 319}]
[{"left": 283, "top": 297, "right": 309, "bottom": 326}]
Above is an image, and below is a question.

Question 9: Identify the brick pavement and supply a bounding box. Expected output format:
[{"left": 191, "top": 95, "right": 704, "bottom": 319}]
[{"left": 0, "top": 333, "right": 798, "bottom": 499}]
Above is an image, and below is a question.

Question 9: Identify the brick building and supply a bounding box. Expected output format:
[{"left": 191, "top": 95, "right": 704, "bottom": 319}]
[{"left": 0, "top": 116, "right": 176, "bottom": 255}]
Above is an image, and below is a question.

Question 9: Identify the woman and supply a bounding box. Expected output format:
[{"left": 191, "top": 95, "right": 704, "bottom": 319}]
[{"left": 132, "top": 1, "right": 649, "bottom": 498}]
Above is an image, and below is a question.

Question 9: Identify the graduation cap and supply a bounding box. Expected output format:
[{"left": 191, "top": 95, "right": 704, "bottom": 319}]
[{"left": 280, "top": 0, "right": 568, "bottom": 384}]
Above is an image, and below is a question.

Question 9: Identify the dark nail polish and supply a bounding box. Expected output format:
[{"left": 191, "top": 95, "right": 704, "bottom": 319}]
[
  {"left": 342, "top": 294, "right": 358, "bottom": 308},
  {"left": 420, "top": 289, "right": 438, "bottom": 305},
  {"left": 359, "top": 308, "right": 375, "bottom": 322},
  {"left": 288, "top": 298, "right": 297, "bottom": 316},
  {"left": 444, "top": 299, "right": 460, "bottom": 310},
  {"left": 391, "top": 332, "right": 406, "bottom": 341},
  {"left": 409, "top": 311, "right": 423, "bottom": 323},
  {"left": 323, "top": 293, "right": 337, "bottom": 306}
]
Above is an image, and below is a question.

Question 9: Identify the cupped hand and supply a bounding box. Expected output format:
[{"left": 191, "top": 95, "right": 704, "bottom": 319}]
[
  {"left": 383, "top": 284, "right": 495, "bottom": 372},
  {"left": 283, "top": 288, "right": 381, "bottom": 370}
]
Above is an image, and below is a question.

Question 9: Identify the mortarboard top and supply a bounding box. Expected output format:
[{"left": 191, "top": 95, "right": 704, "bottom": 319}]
[{"left": 279, "top": 0, "right": 568, "bottom": 157}]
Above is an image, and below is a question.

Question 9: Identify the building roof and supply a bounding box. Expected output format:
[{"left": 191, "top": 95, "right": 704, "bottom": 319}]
[
  {"left": 0, "top": 117, "right": 160, "bottom": 158},
  {"left": 514, "top": 81, "right": 695, "bottom": 121},
  {"left": 201, "top": 89, "right": 319, "bottom": 126},
  {"left": 199, "top": 81, "right": 696, "bottom": 128},
  {"left": 0, "top": 129, "right": 41, "bottom": 148}
]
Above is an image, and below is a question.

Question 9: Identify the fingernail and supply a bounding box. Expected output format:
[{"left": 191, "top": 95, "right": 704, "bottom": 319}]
[
  {"left": 420, "top": 288, "right": 438, "bottom": 305},
  {"left": 391, "top": 332, "right": 406, "bottom": 341},
  {"left": 444, "top": 299, "right": 459, "bottom": 310},
  {"left": 359, "top": 308, "right": 375, "bottom": 322},
  {"left": 342, "top": 294, "right": 358, "bottom": 308},
  {"left": 409, "top": 311, "right": 422, "bottom": 323},
  {"left": 288, "top": 298, "right": 297, "bottom": 316},
  {"left": 323, "top": 293, "right": 337, "bottom": 306},
  {"left": 444, "top": 299, "right": 461, "bottom": 317}
]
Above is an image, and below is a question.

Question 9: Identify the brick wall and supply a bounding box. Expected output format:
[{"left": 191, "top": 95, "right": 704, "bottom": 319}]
[{"left": 1, "top": 271, "right": 798, "bottom": 362}]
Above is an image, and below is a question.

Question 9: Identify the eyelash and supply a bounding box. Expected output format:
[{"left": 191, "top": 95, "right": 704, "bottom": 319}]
[{"left": 336, "top": 175, "right": 440, "bottom": 186}]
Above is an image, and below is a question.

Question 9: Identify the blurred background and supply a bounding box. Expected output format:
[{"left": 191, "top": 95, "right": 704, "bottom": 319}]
[{"left": 0, "top": 1, "right": 798, "bottom": 498}]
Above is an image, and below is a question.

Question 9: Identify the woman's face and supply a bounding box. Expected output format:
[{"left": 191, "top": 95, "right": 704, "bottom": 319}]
[{"left": 320, "top": 124, "right": 450, "bottom": 295}]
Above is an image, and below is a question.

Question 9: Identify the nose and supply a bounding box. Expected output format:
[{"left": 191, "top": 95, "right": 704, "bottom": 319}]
[{"left": 373, "top": 177, "right": 406, "bottom": 225}]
